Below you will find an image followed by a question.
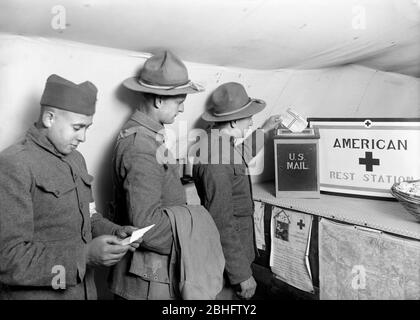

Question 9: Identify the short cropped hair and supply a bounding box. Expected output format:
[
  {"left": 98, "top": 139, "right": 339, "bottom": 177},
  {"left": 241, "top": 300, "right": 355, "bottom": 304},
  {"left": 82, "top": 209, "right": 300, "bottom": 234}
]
[{"left": 141, "top": 92, "right": 187, "bottom": 103}]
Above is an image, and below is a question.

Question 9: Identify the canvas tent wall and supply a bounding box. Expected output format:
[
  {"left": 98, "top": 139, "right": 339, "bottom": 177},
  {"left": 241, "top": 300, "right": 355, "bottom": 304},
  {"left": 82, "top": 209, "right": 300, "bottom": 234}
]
[
  {"left": 1, "top": 0, "right": 419, "bottom": 75},
  {"left": 0, "top": 33, "right": 419, "bottom": 203},
  {"left": 0, "top": 0, "right": 419, "bottom": 205}
]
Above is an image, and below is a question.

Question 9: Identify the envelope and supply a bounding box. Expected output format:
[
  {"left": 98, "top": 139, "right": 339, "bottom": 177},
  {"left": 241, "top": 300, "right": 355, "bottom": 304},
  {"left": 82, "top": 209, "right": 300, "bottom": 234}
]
[
  {"left": 280, "top": 108, "right": 308, "bottom": 133},
  {"left": 121, "top": 224, "right": 155, "bottom": 245}
]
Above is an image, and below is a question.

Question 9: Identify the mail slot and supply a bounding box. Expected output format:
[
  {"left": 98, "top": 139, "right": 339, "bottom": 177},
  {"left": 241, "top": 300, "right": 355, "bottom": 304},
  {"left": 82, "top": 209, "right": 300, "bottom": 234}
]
[{"left": 274, "top": 128, "right": 320, "bottom": 198}]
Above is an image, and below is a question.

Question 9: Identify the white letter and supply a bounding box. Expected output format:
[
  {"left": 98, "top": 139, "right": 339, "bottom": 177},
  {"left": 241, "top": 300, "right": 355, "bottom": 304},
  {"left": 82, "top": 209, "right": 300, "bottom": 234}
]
[
  {"left": 156, "top": 128, "right": 177, "bottom": 165},
  {"left": 51, "top": 265, "right": 66, "bottom": 289},
  {"left": 188, "top": 128, "right": 208, "bottom": 165},
  {"left": 352, "top": 6, "right": 366, "bottom": 30},
  {"left": 51, "top": 5, "right": 66, "bottom": 30},
  {"left": 351, "top": 265, "right": 366, "bottom": 289}
]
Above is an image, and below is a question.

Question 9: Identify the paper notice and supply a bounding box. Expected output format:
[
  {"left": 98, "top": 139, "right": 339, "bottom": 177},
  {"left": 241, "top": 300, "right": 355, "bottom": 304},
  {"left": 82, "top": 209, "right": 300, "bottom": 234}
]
[
  {"left": 121, "top": 224, "right": 155, "bottom": 245},
  {"left": 269, "top": 206, "right": 314, "bottom": 293},
  {"left": 280, "top": 108, "right": 308, "bottom": 133},
  {"left": 253, "top": 201, "right": 266, "bottom": 250}
]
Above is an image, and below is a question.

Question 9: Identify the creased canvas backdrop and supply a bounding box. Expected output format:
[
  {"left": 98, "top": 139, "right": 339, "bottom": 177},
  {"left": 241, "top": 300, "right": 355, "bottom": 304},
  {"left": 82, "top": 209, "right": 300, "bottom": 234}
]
[{"left": 0, "top": 34, "right": 419, "bottom": 211}]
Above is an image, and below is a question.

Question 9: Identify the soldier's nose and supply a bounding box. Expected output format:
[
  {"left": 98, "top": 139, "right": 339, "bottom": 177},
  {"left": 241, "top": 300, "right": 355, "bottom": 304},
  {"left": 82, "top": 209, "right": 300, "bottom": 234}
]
[{"left": 78, "top": 130, "right": 86, "bottom": 142}]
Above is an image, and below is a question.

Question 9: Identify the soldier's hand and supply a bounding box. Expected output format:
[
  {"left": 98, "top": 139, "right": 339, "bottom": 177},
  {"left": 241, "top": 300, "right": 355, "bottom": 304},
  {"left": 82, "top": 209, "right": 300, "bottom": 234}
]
[
  {"left": 114, "top": 225, "right": 141, "bottom": 252},
  {"left": 236, "top": 276, "right": 257, "bottom": 300},
  {"left": 85, "top": 235, "right": 131, "bottom": 267},
  {"left": 260, "top": 115, "right": 283, "bottom": 134}
]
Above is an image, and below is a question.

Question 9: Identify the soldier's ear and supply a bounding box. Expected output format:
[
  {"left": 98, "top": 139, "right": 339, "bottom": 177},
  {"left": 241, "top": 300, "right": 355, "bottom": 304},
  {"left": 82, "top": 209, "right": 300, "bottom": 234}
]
[
  {"left": 154, "top": 96, "right": 163, "bottom": 109},
  {"left": 41, "top": 108, "right": 55, "bottom": 128}
]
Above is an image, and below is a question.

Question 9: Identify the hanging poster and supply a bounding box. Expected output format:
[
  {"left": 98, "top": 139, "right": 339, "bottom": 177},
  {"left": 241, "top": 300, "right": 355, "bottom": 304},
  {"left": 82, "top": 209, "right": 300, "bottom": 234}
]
[
  {"left": 270, "top": 206, "right": 314, "bottom": 293},
  {"left": 253, "top": 201, "right": 266, "bottom": 250}
]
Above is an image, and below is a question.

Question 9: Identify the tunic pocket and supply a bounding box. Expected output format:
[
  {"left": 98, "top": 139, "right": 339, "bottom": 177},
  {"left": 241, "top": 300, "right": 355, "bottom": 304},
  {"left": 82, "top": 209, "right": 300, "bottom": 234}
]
[
  {"left": 33, "top": 176, "right": 78, "bottom": 241},
  {"left": 232, "top": 164, "right": 253, "bottom": 217},
  {"left": 233, "top": 164, "right": 247, "bottom": 176},
  {"left": 129, "top": 251, "right": 170, "bottom": 284},
  {"left": 79, "top": 172, "right": 94, "bottom": 203},
  {"left": 80, "top": 172, "right": 94, "bottom": 186},
  {"left": 35, "top": 176, "right": 76, "bottom": 197}
]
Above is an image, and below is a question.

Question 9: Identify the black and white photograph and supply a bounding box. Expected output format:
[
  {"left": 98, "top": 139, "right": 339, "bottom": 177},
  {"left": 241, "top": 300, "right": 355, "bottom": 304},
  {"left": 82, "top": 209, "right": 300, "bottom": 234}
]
[
  {"left": 275, "top": 220, "right": 289, "bottom": 242},
  {"left": 0, "top": 0, "right": 419, "bottom": 311}
]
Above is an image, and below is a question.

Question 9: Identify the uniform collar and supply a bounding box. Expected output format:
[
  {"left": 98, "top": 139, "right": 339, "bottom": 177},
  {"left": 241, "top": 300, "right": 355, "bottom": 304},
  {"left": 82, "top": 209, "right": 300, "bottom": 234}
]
[
  {"left": 26, "top": 124, "right": 66, "bottom": 159},
  {"left": 130, "top": 110, "right": 165, "bottom": 141}
]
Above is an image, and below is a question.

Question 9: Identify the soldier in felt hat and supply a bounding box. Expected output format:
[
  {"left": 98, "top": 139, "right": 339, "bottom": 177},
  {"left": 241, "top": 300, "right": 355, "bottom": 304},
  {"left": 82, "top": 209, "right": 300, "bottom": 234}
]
[
  {"left": 108, "top": 50, "right": 204, "bottom": 300},
  {"left": 193, "top": 82, "right": 283, "bottom": 300},
  {"left": 0, "top": 74, "right": 140, "bottom": 300}
]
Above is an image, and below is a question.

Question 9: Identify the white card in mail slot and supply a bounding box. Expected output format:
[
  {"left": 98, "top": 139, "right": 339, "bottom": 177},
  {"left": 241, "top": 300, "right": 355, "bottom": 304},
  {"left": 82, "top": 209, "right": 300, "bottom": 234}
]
[
  {"left": 121, "top": 224, "right": 155, "bottom": 245},
  {"left": 281, "top": 108, "right": 308, "bottom": 133}
]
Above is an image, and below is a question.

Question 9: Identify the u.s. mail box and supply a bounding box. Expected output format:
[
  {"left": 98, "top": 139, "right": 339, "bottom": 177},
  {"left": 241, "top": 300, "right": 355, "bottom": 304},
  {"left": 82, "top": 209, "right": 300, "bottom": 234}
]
[{"left": 274, "top": 128, "right": 320, "bottom": 198}]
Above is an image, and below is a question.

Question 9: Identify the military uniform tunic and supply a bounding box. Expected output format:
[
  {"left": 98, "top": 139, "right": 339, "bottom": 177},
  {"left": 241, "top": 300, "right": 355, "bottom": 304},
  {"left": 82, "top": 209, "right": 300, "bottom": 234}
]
[
  {"left": 193, "top": 129, "right": 263, "bottom": 285},
  {"left": 109, "top": 110, "right": 186, "bottom": 300},
  {"left": 0, "top": 125, "right": 119, "bottom": 299}
]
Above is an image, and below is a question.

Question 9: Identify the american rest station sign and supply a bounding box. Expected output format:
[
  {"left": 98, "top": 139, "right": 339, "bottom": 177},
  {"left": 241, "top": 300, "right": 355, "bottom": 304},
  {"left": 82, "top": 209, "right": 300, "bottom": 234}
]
[{"left": 308, "top": 118, "right": 420, "bottom": 199}]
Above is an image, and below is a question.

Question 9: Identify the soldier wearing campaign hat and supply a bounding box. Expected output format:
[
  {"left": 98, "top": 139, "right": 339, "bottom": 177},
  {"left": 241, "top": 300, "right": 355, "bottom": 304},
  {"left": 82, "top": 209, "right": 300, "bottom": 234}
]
[
  {"left": 0, "top": 74, "right": 139, "bottom": 300},
  {"left": 193, "top": 82, "right": 283, "bottom": 300},
  {"left": 108, "top": 50, "right": 204, "bottom": 300}
]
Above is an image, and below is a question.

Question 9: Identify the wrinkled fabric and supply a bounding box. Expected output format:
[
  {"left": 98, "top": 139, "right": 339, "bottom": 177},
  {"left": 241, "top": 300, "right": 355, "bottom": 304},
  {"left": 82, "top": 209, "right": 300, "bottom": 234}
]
[{"left": 165, "top": 205, "right": 225, "bottom": 300}]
